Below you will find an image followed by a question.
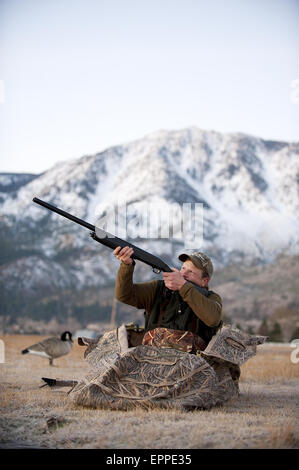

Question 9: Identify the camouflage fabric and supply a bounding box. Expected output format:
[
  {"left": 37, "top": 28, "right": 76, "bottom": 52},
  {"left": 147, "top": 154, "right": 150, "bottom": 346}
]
[
  {"left": 68, "top": 325, "right": 267, "bottom": 411},
  {"left": 70, "top": 325, "right": 129, "bottom": 396},
  {"left": 201, "top": 326, "right": 267, "bottom": 366},
  {"left": 142, "top": 328, "right": 206, "bottom": 354}
]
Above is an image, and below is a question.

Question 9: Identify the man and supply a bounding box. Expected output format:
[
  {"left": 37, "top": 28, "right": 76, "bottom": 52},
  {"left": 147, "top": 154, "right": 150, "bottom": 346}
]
[{"left": 113, "top": 246, "right": 222, "bottom": 353}]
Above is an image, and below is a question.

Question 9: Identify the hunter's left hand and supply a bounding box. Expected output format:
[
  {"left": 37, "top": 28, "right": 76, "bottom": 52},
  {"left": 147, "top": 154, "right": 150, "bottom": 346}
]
[{"left": 163, "top": 268, "right": 187, "bottom": 291}]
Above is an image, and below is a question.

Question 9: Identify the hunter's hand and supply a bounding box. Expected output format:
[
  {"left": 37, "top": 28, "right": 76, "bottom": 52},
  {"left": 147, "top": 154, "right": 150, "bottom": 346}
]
[
  {"left": 163, "top": 268, "right": 187, "bottom": 291},
  {"left": 114, "top": 246, "right": 134, "bottom": 265}
]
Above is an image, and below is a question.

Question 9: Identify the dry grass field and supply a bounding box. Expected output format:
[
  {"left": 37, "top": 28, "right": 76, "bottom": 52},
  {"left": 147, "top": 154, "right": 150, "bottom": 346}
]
[{"left": 0, "top": 334, "right": 298, "bottom": 450}]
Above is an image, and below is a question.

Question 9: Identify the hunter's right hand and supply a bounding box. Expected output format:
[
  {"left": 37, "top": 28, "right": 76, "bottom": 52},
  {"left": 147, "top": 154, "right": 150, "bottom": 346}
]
[{"left": 113, "top": 246, "right": 134, "bottom": 265}]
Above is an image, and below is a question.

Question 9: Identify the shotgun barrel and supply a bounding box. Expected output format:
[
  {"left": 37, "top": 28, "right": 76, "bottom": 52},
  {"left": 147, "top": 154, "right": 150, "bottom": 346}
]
[{"left": 32, "top": 197, "right": 172, "bottom": 273}]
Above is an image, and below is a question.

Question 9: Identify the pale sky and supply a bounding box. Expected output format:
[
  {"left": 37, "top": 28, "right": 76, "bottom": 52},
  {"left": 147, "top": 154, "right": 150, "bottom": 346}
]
[{"left": 0, "top": 0, "right": 298, "bottom": 174}]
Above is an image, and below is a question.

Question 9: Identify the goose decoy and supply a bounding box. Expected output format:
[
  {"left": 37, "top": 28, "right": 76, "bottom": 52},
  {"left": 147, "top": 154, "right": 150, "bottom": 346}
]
[{"left": 21, "top": 331, "right": 73, "bottom": 366}]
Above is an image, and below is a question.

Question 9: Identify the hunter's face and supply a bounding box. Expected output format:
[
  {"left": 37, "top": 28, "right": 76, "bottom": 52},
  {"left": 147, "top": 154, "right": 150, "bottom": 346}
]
[{"left": 180, "top": 260, "right": 209, "bottom": 287}]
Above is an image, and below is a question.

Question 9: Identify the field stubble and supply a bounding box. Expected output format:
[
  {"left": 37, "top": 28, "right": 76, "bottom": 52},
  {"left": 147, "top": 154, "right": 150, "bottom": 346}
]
[{"left": 0, "top": 335, "right": 298, "bottom": 449}]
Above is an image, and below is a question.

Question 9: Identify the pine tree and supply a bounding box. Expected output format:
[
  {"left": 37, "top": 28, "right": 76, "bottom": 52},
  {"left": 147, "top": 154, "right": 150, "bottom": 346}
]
[
  {"left": 269, "top": 322, "right": 283, "bottom": 342},
  {"left": 258, "top": 318, "right": 270, "bottom": 336}
]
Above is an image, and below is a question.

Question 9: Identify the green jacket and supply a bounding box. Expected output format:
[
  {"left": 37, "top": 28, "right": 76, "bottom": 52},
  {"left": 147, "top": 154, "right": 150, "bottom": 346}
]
[{"left": 114, "top": 263, "right": 223, "bottom": 342}]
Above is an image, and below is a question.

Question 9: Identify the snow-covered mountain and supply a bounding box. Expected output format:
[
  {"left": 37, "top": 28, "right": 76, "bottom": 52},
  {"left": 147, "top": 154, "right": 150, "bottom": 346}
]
[
  {"left": 0, "top": 127, "right": 298, "bottom": 322},
  {"left": 0, "top": 173, "right": 39, "bottom": 199}
]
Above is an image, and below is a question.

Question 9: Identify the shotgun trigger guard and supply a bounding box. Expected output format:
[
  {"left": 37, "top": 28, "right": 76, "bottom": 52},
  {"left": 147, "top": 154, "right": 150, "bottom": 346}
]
[{"left": 153, "top": 267, "right": 161, "bottom": 274}]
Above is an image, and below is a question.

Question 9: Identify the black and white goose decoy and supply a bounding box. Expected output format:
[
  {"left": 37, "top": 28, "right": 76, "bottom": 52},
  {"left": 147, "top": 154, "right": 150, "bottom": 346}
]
[{"left": 21, "top": 331, "right": 73, "bottom": 366}]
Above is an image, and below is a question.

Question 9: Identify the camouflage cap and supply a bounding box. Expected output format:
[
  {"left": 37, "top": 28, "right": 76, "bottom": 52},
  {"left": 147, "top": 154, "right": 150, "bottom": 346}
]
[{"left": 178, "top": 252, "right": 214, "bottom": 278}]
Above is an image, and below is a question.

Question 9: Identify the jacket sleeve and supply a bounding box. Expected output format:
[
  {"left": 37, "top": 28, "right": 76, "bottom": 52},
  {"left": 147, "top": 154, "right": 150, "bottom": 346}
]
[
  {"left": 178, "top": 282, "right": 222, "bottom": 327},
  {"left": 114, "top": 262, "right": 158, "bottom": 311}
]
